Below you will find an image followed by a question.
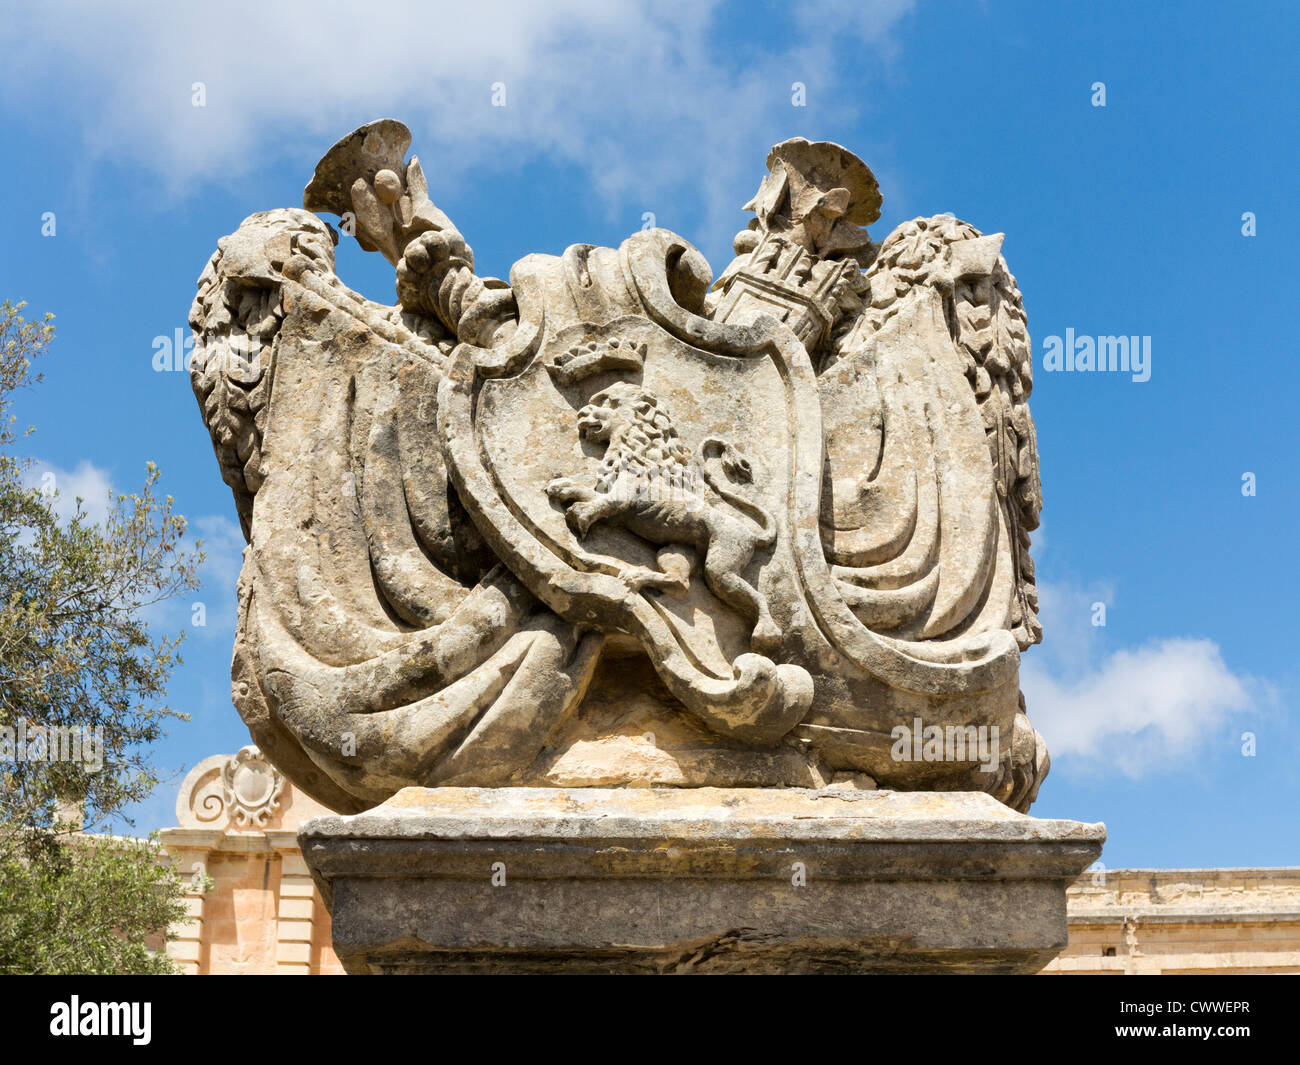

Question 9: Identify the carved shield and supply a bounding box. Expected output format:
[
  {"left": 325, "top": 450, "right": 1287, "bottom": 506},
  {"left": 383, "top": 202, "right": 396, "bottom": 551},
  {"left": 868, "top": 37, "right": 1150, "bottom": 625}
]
[
  {"left": 441, "top": 231, "right": 820, "bottom": 743},
  {"left": 440, "top": 229, "right": 1021, "bottom": 764}
]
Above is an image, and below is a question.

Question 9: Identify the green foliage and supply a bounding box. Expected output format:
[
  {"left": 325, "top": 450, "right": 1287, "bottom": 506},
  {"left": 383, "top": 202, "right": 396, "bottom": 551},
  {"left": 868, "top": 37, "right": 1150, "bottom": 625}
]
[
  {"left": 0, "top": 835, "right": 186, "bottom": 974},
  {"left": 0, "top": 301, "right": 201, "bottom": 973}
]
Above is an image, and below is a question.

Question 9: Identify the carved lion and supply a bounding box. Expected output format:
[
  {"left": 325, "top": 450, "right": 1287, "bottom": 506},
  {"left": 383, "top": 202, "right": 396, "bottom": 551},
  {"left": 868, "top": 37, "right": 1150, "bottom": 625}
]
[{"left": 546, "top": 382, "right": 782, "bottom": 651}]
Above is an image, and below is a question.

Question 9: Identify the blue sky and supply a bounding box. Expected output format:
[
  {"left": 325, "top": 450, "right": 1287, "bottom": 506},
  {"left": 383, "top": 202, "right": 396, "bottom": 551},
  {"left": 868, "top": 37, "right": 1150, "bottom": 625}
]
[{"left": 0, "top": 0, "right": 1296, "bottom": 867}]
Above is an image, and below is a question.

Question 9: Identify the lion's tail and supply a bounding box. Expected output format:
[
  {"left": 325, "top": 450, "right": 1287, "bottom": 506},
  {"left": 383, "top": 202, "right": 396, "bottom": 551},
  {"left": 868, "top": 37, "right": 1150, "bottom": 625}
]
[{"left": 699, "top": 438, "right": 777, "bottom": 548}]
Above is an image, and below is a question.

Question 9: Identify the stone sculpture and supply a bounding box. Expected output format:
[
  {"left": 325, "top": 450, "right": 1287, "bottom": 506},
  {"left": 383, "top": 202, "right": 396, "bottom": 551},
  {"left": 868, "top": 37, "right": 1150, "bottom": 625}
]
[{"left": 191, "top": 120, "right": 1049, "bottom": 817}]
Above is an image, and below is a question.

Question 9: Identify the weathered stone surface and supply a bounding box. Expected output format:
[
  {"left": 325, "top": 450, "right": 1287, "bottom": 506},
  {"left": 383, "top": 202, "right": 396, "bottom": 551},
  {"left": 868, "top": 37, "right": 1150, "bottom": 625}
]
[
  {"left": 300, "top": 787, "right": 1103, "bottom": 974},
  {"left": 190, "top": 121, "right": 1052, "bottom": 815}
]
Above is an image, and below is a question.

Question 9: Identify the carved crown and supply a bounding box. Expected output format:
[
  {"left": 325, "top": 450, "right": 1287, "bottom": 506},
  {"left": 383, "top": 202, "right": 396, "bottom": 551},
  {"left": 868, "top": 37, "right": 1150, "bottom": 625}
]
[{"left": 546, "top": 336, "right": 648, "bottom": 387}]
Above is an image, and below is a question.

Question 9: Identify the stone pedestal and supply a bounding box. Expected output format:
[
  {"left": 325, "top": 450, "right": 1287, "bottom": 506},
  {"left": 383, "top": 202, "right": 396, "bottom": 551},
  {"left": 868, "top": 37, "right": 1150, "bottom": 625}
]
[{"left": 300, "top": 787, "right": 1104, "bottom": 974}]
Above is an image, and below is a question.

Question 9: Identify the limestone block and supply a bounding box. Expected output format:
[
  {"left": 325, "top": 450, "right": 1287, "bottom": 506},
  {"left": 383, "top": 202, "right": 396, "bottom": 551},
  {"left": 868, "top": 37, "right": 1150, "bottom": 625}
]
[{"left": 301, "top": 787, "right": 1103, "bottom": 974}]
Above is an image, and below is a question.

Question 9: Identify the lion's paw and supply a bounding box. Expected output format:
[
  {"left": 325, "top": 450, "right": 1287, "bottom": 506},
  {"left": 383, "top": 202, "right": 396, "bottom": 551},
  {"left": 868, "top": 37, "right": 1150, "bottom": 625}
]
[
  {"left": 566, "top": 500, "right": 603, "bottom": 536},
  {"left": 546, "top": 476, "right": 589, "bottom": 504}
]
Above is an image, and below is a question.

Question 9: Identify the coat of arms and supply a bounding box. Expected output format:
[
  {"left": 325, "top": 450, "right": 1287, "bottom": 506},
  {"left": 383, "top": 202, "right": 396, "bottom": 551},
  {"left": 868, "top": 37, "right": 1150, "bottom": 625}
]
[{"left": 191, "top": 120, "right": 1048, "bottom": 813}]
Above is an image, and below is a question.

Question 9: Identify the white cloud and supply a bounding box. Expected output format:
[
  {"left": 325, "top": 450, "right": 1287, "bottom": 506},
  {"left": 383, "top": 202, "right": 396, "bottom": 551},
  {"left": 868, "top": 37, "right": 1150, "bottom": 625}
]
[
  {"left": 23, "top": 459, "right": 114, "bottom": 527},
  {"left": 1023, "top": 638, "right": 1251, "bottom": 775},
  {"left": 0, "top": 0, "right": 915, "bottom": 260},
  {"left": 18, "top": 457, "right": 244, "bottom": 641},
  {"left": 1021, "top": 582, "right": 1254, "bottom": 777}
]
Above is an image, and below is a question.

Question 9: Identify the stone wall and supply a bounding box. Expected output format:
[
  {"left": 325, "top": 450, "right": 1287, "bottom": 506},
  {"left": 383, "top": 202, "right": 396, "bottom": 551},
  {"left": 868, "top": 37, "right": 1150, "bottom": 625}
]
[
  {"left": 1045, "top": 867, "right": 1300, "bottom": 975},
  {"left": 160, "top": 750, "right": 1299, "bottom": 975}
]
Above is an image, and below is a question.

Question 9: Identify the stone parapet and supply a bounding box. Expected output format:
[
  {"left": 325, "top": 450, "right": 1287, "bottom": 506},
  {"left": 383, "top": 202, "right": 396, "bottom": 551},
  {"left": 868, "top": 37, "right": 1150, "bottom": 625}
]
[{"left": 1045, "top": 867, "right": 1300, "bottom": 975}]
